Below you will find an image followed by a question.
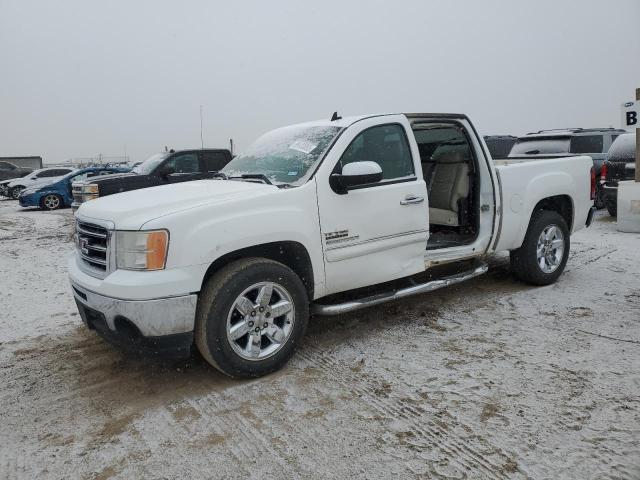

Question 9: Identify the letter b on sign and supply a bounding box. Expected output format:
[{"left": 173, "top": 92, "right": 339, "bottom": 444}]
[{"left": 627, "top": 111, "right": 638, "bottom": 127}]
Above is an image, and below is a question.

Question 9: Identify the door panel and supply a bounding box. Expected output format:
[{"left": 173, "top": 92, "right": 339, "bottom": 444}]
[{"left": 315, "top": 118, "right": 429, "bottom": 295}]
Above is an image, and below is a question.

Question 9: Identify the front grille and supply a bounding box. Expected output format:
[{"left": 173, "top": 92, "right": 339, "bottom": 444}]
[
  {"left": 76, "top": 220, "right": 110, "bottom": 272},
  {"left": 72, "top": 183, "right": 83, "bottom": 205}
]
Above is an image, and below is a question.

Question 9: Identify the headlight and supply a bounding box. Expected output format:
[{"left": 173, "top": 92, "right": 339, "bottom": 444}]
[
  {"left": 115, "top": 230, "right": 169, "bottom": 271},
  {"left": 82, "top": 183, "right": 99, "bottom": 202}
]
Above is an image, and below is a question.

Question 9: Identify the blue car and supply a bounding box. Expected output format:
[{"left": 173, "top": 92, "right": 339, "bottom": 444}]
[{"left": 18, "top": 166, "right": 130, "bottom": 210}]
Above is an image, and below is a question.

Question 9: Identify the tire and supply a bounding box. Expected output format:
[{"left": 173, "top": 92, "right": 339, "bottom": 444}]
[
  {"left": 40, "top": 193, "right": 63, "bottom": 210},
  {"left": 606, "top": 203, "right": 617, "bottom": 217},
  {"left": 10, "top": 186, "right": 23, "bottom": 200},
  {"left": 510, "top": 210, "right": 570, "bottom": 286},
  {"left": 195, "top": 258, "right": 309, "bottom": 378},
  {"left": 594, "top": 183, "right": 606, "bottom": 210}
]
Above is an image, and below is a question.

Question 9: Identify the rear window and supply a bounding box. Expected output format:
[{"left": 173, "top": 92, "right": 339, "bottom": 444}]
[
  {"left": 606, "top": 133, "right": 636, "bottom": 162},
  {"left": 510, "top": 137, "right": 570, "bottom": 155},
  {"left": 569, "top": 135, "right": 603, "bottom": 154}
]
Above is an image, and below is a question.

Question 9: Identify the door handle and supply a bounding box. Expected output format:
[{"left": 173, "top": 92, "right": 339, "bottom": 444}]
[{"left": 400, "top": 195, "right": 424, "bottom": 206}]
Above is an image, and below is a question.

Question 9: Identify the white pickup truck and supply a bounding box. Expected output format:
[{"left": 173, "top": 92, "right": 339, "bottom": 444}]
[{"left": 69, "top": 113, "right": 596, "bottom": 378}]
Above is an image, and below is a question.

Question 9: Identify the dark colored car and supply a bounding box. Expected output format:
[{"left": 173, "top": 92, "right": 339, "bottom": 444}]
[
  {"left": 483, "top": 135, "right": 517, "bottom": 158},
  {"left": 19, "top": 166, "right": 130, "bottom": 210},
  {"left": 71, "top": 148, "right": 232, "bottom": 210},
  {"left": 601, "top": 133, "right": 636, "bottom": 217},
  {"left": 0, "top": 161, "right": 32, "bottom": 181},
  {"left": 509, "top": 128, "right": 626, "bottom": 209}
]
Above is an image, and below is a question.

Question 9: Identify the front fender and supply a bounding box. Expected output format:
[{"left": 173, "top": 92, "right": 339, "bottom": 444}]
[{"left": 141, "top": 181, "right": 326, "bottom": 297}]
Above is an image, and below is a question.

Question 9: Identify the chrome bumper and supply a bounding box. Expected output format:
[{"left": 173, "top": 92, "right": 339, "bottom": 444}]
[{"left": 70, "top": 282, "right": 197, "bottom": 337}]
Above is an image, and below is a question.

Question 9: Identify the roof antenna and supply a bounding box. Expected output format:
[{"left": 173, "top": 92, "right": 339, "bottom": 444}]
[{"left": 331, "top": 111, "right": 342, "bottom": 121}]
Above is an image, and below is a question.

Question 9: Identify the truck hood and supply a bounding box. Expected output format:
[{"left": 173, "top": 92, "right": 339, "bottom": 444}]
[{"left": 76, "top": 179, "right": 279, "bottom": 230}]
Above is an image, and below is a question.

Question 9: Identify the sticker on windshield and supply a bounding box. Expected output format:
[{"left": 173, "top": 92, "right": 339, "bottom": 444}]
[
  {"left": 289, "top": 139, "right": 318, "bottom": 154},
  {"left": 287, "top": 171, "right": 298, "bottom": 176}
]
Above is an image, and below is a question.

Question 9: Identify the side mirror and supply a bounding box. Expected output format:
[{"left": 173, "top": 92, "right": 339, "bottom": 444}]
[
  {"left": 158, "top": 167, "right": 173, "bottom": 179},
  {"left": 329, "top": 161, "right": 383, "bottom": 194}
]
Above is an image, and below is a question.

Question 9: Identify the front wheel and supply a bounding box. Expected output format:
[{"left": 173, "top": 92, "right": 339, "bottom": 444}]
[
  {"left": 195, "top": 258, "right": 309, "bottom": 378},
  {"left": 510, "top": 210, "right": 570, "bottom": 286},
  {"left": 10, "top": 186, "right": 23, "bottom": 200},
  {"left": 606, "top": 203, "right": 617, "bottom": 217},
  {"left": 40, "top": 193, "right": 63, "bottom": 210}
]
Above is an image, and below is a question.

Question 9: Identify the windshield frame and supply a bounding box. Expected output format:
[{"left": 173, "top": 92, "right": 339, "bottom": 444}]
[{"left": 221, "top": 125, "right": 345, "bottom": 187}]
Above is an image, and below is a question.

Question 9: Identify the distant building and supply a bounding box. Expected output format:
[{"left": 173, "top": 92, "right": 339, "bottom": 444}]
[{"left": 0, "top": 156, "right": 43, "bottom": 170}]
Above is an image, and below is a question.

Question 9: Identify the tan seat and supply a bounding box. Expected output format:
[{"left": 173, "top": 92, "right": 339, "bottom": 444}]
[{"left": 427, "top": 152, "right": 469, "bottom": 227}]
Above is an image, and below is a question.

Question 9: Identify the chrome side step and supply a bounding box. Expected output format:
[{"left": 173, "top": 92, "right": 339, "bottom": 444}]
[{"left": 311, "top": 263, "right": 488, "bottom": 316}]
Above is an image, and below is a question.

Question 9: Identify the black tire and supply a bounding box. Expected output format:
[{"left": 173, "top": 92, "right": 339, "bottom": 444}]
[
  {"left": 594, "top": 183, "right": 606, "bottom": 210},
  {"left": 40, "top": 193, "right": 63, "bottom": 210},
  {"left": 10, "top": 186, "right": 23, "bottom": 200},
  {"left": 606, "top": 203, "right": 617, "bottom": 217},
  {"left": 510, "top": 210, "right": 570, "bottom": 286},
  {"left": 195, "top": 258, "right": 309, "bottom": 378}
]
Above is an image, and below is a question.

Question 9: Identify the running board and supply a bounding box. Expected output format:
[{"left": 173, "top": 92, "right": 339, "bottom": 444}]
[{"left": 311, "top": 263, "right": 488, "bottom": 316}]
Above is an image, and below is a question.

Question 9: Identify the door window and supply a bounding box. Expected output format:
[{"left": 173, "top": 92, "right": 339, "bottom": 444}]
[
  {"left": 38, "top": 170, "right": 63, "bottom": 178},
  {"left": 162, "top": 153, "right": 199, "bottom": 174},
  {"left": 337, "top": 124, "right": 415, "bottom": 181},
  {"left": 202, "top": 151, "right": 229, "bottom": 172},
  {"left": 0, "top": 162, "right": 15, "bottom": 170},
  {"left": 570, "top": 135, "right": 604, "bottom": 154}
]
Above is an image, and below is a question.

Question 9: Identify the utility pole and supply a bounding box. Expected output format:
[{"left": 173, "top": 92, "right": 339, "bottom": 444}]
[{"left": 200, "top": 105, "right": 204, "bottom": 149}]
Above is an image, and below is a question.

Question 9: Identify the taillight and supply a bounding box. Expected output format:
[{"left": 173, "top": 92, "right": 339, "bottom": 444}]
[
  {"left": 600, "top": 163, "right": 607, "bottom": 182},
  {"left": 590, "top": 167, "right": 596, "bottom": 200}
]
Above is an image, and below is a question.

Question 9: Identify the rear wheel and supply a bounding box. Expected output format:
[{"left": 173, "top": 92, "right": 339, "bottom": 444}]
[
  {"left": 510, "top": 210, "right": 570, "bottom": 286},
  {"left": 40, "top": 193, "right": 63, "bottom": 210},
  {"left": 195, "top": 258, "right": 309, "bottom": 378}
]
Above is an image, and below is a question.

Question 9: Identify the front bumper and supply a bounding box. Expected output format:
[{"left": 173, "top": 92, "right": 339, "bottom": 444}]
[
  {"left": 71, "top": 282, "right": 197, "bottom": 357},
  {"left": 18, "top": 192, "right": 41, "bottom": 207}
]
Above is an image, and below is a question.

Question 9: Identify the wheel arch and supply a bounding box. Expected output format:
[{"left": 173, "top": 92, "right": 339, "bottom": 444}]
[
  {"left": 201, "top": 241, "right": 315, "bottom": 299},
  {"left": 531, "top": 194, "right": 574, "bottom": 231}
]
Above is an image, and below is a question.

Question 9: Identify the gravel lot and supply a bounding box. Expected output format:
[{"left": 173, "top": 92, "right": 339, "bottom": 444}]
[{"left": 0, "top": 199, "right": 639, "bottom": 479}]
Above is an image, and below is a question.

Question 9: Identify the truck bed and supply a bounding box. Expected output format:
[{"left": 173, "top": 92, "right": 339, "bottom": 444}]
[{"left": 492, "top": 154, "right": 593, "bottom": 252}]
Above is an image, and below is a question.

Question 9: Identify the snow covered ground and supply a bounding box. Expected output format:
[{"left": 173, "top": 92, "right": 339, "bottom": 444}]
[{"left": 0, "top": 199, "right": 638, "bottom": 479}]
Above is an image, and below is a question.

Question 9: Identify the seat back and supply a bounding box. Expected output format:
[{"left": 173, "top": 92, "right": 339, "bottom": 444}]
[{"left": 428, "top": 152, "right": 469, "bottom": 213}]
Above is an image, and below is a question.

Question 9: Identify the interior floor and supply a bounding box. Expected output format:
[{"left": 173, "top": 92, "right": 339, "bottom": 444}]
[{"left": 426, "top": 229, "right": 477, "bottom": 250}]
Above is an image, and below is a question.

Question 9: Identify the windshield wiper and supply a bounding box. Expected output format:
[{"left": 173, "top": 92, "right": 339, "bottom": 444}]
[
  {"left": 209, "top": 171, "right": 228, "bottom": 180},
  {"left": 228, "top": 174, "right": 273, "bottom": 185}
]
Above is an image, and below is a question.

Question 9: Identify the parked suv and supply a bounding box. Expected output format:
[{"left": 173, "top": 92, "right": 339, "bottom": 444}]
[
  {"left": 509, "top": 128, "right": 626, "bottom": 209},
  {"left": 0, "top": 161, "right": 32, "bottom": 182},
  {"left": 6, "top": 167, "right": 75, "bottom": 199},
  {"left": 71, "top": 148, "right": 232, "bottom": 210},
  {"left": 601, "top": 133, "right": 636, "bottom": 217}
]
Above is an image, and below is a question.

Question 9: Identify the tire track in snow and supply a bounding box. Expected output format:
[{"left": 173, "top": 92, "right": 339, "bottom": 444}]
[{"left": 296, "top": 345, "right": 523, "bottom": 480}]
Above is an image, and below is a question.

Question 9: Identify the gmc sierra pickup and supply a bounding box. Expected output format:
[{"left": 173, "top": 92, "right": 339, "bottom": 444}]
[{"left": 69, "top": 113, "right": 596, "bottom": 378}]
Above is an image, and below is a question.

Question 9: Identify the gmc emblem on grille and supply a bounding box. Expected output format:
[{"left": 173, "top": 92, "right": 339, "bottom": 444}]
[{"left": 79, "top": 237, "right": 89, "bottom": 255}]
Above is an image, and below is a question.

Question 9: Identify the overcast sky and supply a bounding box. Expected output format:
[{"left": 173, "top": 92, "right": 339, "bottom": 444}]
[{"left": 1, "top": 0, "right": 639, "bottom": 164}]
